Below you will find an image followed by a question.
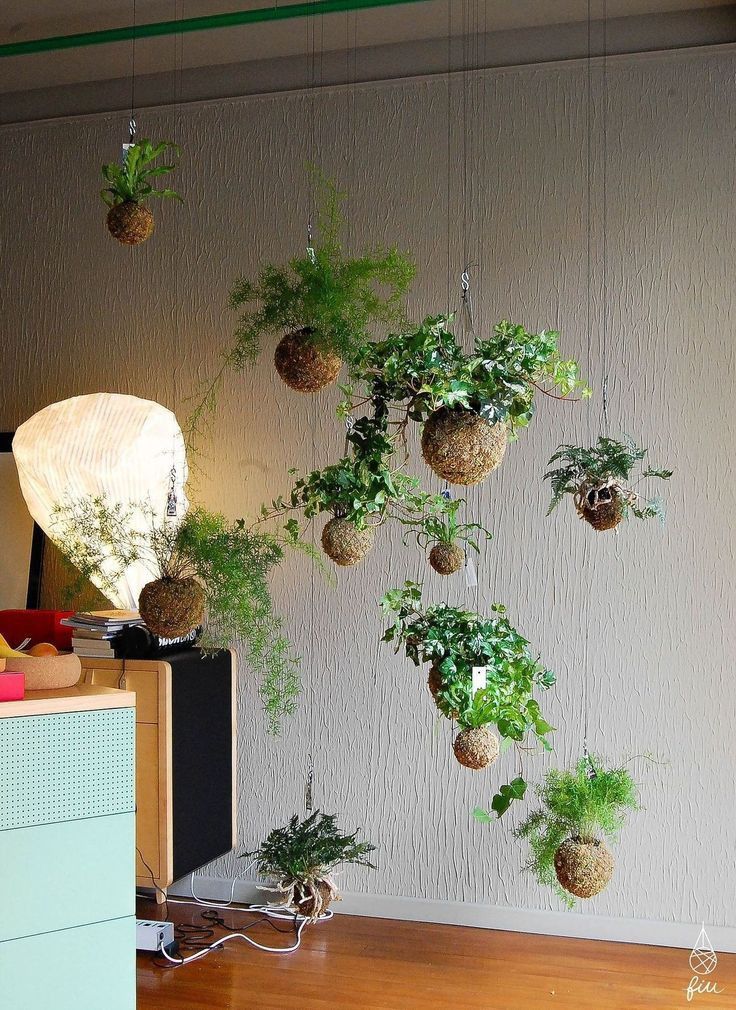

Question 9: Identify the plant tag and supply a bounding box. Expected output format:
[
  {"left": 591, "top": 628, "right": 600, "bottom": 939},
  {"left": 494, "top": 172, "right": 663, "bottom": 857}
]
[
  {"left": 121, "top": 142, "right": 134, "bottom": 166},
  {"left": 465, "top": 555, "right": 477, "bottom": 587},
  {"left": 472, "top": 666, "right": 487, "bottom": 694}
]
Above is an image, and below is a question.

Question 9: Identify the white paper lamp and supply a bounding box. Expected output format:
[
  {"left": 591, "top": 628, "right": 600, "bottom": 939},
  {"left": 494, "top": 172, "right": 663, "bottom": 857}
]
[{"left": 13, "top": 392, "right": 189, "bottom": 610}]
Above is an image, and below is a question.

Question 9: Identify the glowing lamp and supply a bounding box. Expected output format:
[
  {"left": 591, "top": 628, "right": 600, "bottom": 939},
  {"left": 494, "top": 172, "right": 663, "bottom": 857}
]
[{"left": 13, "top": 392, "right": 188, "bottom": 610}]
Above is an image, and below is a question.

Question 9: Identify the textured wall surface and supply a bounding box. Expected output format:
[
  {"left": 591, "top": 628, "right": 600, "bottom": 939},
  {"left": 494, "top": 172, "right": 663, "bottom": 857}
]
[{"left": 1, "top": 47, "right": 734, "bottom": 927}]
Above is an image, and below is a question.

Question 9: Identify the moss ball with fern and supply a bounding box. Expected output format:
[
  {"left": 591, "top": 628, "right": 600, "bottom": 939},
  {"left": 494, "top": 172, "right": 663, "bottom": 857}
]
[
  {"left": 139, "top": 576, "right": 205, "bottom": 639},
  {"left": 429, "top": 542, "right": 465, "bottom": 575}
]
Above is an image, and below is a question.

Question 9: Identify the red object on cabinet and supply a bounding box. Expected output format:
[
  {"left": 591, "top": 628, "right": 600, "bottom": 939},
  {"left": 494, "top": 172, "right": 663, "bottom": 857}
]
[
  {"left": 0, "top": 672, "right": 25, "bottom": 702},
  {"left": 0, "top": 610, "right": 74, "bottom": 651}
]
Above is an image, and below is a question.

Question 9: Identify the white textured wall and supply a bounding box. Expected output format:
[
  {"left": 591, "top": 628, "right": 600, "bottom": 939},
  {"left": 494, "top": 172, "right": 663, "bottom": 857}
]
[{"left": 2, "top": 47, "right": 734, "bottom": 927}]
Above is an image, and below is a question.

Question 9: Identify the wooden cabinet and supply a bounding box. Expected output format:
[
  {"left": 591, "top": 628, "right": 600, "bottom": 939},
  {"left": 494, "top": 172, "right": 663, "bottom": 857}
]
[
  {"left": 80, "top": 648, "right": 236, "bottom": 901},
  {"left": 0, "top": 686, "right": 136, "bottom": 1010}
]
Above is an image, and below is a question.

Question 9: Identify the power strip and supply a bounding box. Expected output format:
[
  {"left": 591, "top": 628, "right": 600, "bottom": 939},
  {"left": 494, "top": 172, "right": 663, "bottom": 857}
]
[{"left": 136, "top": 918, "right": 175, "bottom": 953}]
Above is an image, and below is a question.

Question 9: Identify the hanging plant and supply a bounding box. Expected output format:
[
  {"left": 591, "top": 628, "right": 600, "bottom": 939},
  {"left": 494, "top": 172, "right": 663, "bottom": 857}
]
[
  {"left": 402, "top": 498, "right": 491, "bottom": 575},
  {"left": 515, "top": 756, "right": 639, "bottom": 907},
  {"left": 222, "top": 171, "right": 414, "bottom": 394},
  {"left": 101, "top": 139, "right": 181, "bottom": 245},
  {"left": 50, "top": 497, "right": 317, "bottom": 732},
  {"left": 260, "top": 417, "right": 455, "bottom": 567},
  {"left": 243, "top": 811, "right": 376, "bottom": 920},
  {"left": 544, "top": 436, "right": 672, "bottom": 531},
  {"left": 342, "top": 315, "right": 589, "bottom": 486},
  {"left": 381, "top": 582, "right": 555, "bottom": 778}
]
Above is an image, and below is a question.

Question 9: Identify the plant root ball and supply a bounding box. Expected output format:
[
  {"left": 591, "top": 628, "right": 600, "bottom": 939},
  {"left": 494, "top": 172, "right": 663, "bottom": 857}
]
[
  {"left": 139, "top": 577, "right": 205, "bottom": 639},
  {"left": 429, "top": 542, "right": 465, "bottom": 575},
  {"left": 321, "top": 517, "right": 374, "bottom": 566},
  {"left": 274, "top": 328, "right": 343, "bottom": 392},
  {"left": 107, "top": 201, "right": 154, "bottom": 245},
  {"left": 291, "top": 880, "right": 334, "bottom": 919},
  {"left": 453, "top": 726, "right": 500, "bottom": 770},
  {"left": 554, "top": 837, "right": 614, "bottom": 899},
  {"left": 578, "top": 487, "right": 624, "bottom": 531},
  {"left": 421, "top": 407, "right": 507, "bottom": 485}
]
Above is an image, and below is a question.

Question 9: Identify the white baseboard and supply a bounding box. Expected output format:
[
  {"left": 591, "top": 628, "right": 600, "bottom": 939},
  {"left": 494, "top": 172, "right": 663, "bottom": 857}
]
[{"left": 165, "top": 875, "right": 736, "bottom": 953}]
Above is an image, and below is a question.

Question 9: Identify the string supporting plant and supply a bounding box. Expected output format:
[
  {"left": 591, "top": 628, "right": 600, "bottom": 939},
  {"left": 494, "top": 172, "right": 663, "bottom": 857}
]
[
  {"left": 259, "top": 417, "right": 457, "bottom": 567},
  {"left": 401, "top": 497, "right": 491, "bottom": 575},
  {"left": 515, "top": 756, "right": 638, "bottom": 907},
  {"left": 341, "top": 315, "right": 590, "bottom": 486},
  {"left": 200, "top": 170, "right": 414, "bottom": 402},
  {"left": 101, "top": 138, "right": 181, "bottom": 246},
  {"left": 381, "top": 582, "right": 555, "bottom": 786},
  {"left": 50, "top": 495, "right": 317, "bottom": 732},
  {"left": 243, "top": 811, "right": 376, "bottom": 920},
  {"left": 544, "top": 436, "right": 672, "bottom": 531}
]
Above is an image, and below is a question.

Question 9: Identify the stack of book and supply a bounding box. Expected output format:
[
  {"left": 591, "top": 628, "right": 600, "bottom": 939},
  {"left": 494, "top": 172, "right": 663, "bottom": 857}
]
[{"left": 61, "top": 610, "right": 144, "bottom": 659}]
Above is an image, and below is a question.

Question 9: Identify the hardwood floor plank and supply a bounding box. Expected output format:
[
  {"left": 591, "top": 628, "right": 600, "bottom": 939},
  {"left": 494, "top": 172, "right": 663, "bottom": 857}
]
[{"left": 136, "top": 899, "right": 736, "bottom": 1009}]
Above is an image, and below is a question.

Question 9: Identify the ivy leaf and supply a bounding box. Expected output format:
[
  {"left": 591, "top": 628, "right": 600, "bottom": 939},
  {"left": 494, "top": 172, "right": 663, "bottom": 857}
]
[{"left": 490, "top": 777, "right": 528, "bottom": 818}]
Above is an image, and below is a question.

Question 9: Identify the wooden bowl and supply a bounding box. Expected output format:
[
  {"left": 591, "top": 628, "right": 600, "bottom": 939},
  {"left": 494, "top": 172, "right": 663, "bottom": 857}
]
[{"left": 3, "top": 651, "right": 81, "bottom": 691}]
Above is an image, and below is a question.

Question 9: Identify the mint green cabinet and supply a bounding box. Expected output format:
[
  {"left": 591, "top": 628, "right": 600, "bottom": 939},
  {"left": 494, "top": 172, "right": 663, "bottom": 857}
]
[
  {"left": 0, "top": 916, "right": 135, "bottom": 1010},
  {"left": 0, "top": 703, "right": 136, "bottom": 1008}
]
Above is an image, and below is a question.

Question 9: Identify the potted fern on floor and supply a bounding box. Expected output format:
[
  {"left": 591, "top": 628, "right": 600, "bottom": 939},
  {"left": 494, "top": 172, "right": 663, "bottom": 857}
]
[{"left": 245, "top": 811, "right": 376, "bottom": 920}]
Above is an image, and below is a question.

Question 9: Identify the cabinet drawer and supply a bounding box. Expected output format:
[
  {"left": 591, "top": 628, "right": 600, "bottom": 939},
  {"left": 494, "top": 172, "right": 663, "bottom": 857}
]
[
  {"left": 0, "top": 708, "right": 135, "bottom": 831},
  {"left": 0, "top": 812, "right": 135, "bottom": 942},
  {"left": 0, "top": 916, "right": 135, "bottom": 1010}
]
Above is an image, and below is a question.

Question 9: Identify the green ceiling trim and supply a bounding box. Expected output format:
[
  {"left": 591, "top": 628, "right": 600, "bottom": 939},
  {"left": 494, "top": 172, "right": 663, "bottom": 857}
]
[{"left": 0, "top": 0, "right": 431, "bottom": 58}]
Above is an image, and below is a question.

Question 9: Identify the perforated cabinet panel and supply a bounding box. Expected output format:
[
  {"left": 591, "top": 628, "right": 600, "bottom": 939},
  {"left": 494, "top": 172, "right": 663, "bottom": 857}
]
[{"left": 0, "top": 708, "right": 135, "bottom": 831}]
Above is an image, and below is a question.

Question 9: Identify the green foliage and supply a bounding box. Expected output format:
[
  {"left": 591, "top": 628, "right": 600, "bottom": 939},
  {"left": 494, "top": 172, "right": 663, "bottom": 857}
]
[
  {"left": 342, "top": 314, "right": 590, "bottom": 436},
  {"left": 227, "top": 171, "right": 414, "bottom": 366},
  {"left": 402, "top": 497, "right": 492, "bottom": 552},
  {"left": 244, "top": 810, "right": 376, "bottom": 884},
  {"left": 49, "top": 496, "right": 313, "bottom": 734},
  {"left": 474, "top": 776, "right": 528, "bottom": 821},
  {"left": 380, "top": 581, "right": 555, "bottom": 742},
  {"left": 101, "top": 139, "right": 181, "bottom": 207},
  {"left": 544, "top": 435, "right": 673, "bottom": 522},
  {"left": 262, "top": 416, "right": 454, "bottom": 532},
  {"left": 515, "top": 757, "right": 639, "bottom": 907}
]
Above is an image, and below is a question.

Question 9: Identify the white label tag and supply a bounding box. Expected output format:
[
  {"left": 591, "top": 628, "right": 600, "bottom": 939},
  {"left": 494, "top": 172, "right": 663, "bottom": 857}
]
[
  {"left": 472, "top": 666, "right": 487, "bottom": 694},
  {"left": 464, "top": 555, "right": 477, "bottom": 587},
  {"left": 121, "top": 142, "right": 134, "bottom": 165}
]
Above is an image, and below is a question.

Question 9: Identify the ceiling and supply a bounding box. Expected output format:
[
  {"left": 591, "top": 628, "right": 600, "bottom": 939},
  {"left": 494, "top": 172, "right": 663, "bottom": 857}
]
[{"left": 0, "top": 0, "right": 733, "bottom": 96}]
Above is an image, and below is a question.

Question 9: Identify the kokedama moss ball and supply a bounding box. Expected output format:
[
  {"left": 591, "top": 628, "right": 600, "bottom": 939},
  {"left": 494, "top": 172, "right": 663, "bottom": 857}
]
[
  {"left": 274, "top": 328, "right": 343, "bottom": 392},
  {"left": 139, "top": 576, "right": 205, "bottom": 639},
  {"left": 321, "top": 517, "right": 374, "bottom": 566},
  {"left": 554, "top": 837, "right": 614, "bottom": 899},
  {"left": 578, "top": 485, "right": 624, "bottom": 531},
  {"left": 292, "top": 880, "right": 334, "bottom": 919},
  {"left": 107, "top": 201, "right": 154, "bottom": 245},
  {"left": 429, "top": 542, "right": 465, "bottom": 575},
  {"left": 421, "top": 407, "right": 507, "bottom": 485},
  {"left": 453, "top": 726, "right": 500, "bottom": 770}
]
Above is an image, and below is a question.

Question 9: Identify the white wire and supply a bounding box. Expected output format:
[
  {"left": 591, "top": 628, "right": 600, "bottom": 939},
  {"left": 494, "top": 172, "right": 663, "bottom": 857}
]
[{"left": 158, "top": 905, "right": 334, "bottom": 966}]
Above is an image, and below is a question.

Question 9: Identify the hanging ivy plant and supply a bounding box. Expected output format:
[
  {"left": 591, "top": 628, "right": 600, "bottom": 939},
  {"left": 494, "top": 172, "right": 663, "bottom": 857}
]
[
  {"left": 220, "top": 171, "right": 414, "bottom": 395},
  {"left": 381, "top": 581, "right": 555, "bottom": 782},
  {"left": 341, "top": 315, "right": 590, "bottom": 486},
  {"left": 259, "top": 417, "right": 456, "bottom": 567},
  {"left": 544, "top": 435, "right": 672, "bottom": 531},
  {"left": 514, "top": 756, "right": 639, "bottom": 907},
  {"left": 101, "top": 138, "right": 181, "bottom": 246},
  {"left": 50, "top": 496, "right": 317, "bottom": 733}
]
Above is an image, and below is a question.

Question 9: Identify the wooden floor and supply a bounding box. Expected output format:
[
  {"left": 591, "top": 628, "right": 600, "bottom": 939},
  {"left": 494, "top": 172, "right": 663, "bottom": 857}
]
[{"left": 137, "top": 898, "right": 735, "bottom": 1009}]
